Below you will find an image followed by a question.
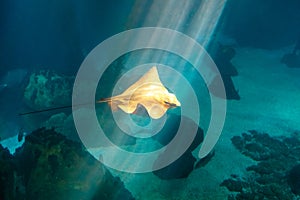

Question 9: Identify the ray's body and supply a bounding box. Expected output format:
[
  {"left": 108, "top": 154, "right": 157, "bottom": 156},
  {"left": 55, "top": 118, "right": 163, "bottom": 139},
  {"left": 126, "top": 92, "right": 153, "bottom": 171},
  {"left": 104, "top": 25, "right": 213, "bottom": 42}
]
[{"left": 98, "top": 66, "right": 180, "bottom": 119}]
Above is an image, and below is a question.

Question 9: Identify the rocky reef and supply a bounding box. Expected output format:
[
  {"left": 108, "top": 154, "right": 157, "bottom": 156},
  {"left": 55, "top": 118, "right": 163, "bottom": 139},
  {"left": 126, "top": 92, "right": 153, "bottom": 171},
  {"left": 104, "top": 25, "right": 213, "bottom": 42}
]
[
  {"left": 0, "top": 144, "right": 15, "bottom": 200},
  {"left": 288, "top": 164, "right": 300, "bottom": 195},
  {"left": 24, "top": 70, "right": 73, "bottom": 110},
  {"left": 221, "top": 130, "right": 300, "bottom": 199},
  {"left": 210, "top": 43, "right": 240, "bottom": 100},
  {"left": 21, "top": 70, "right": 80, "bottom": 141},
  {"left": 153, "top": 114, "right": 204, "bottom": 179},
  {"left": 42, "top": 112, "right": 79, "bottom": 142},
  {"left": 0, "top": 128, "right": 134, "bottom": 200}
]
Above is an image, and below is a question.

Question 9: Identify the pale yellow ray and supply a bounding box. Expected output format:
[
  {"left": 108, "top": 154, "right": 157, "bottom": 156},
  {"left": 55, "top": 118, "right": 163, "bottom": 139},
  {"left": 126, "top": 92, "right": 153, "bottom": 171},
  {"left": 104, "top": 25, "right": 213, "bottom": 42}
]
[{"left": 97, "top": 66, "right": 181, "bottom": 119}]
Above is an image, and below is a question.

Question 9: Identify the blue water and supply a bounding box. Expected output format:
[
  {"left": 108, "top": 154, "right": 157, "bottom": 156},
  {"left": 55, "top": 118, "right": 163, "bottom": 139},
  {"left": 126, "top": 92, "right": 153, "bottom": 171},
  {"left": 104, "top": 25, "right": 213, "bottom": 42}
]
[{"left": 1, "top": 0, "right": 300, "bottom": 199}]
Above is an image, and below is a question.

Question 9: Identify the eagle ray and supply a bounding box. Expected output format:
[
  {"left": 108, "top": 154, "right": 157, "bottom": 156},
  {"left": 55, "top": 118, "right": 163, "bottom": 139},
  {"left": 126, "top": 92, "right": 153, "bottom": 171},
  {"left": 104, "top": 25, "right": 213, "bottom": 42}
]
[{"left": 98, "top": 66, "right": 181, "bottom": 119}]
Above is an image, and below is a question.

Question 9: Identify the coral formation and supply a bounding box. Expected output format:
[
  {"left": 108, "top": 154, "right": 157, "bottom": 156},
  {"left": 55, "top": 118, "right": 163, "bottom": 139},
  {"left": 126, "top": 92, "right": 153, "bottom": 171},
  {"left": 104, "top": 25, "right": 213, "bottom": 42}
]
[
  {"left": 24, "top": 70, "right": 73, "bottom": 110},
  {"left": 0, "top": 145, "right": 15, "bottom": 200},
  {"left": 42, "top": 112, "right": 68, "bottom": 133},
  {"left": 0, "top": 128, "right": 134, "bottom": 200},
  {"left": 288, "top": 164, "right": 300, "bottom": 195},
  {"left": 221, "top": 130, "right": 300, "bottom": 199},
  {"left": 42, "top": 112, "right": 79, "bottom": 142}
]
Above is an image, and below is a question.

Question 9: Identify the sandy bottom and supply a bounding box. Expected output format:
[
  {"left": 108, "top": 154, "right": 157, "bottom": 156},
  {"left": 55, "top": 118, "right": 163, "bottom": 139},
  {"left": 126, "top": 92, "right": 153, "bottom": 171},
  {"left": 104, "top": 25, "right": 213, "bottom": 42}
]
[{"left": 110, "top": 47, "right": 300, "bottom": 200}]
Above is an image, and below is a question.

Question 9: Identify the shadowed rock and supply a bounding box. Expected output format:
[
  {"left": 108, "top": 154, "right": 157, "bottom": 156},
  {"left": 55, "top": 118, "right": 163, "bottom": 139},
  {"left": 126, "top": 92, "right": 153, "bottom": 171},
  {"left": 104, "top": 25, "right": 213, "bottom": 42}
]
[
  {"left": 152, "top": 114, "right": 204, "bottom": 179},
  {"left": 3, "top": 128, "right": 135, "bottom": 200},
  {"left": 288, "top": 164, "right": 300, "bottom": 195}
]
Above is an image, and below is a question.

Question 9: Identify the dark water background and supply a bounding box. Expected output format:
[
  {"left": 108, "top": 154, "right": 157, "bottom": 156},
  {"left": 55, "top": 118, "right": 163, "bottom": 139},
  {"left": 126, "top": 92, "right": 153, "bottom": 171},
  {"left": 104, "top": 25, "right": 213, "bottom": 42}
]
[
  {"left": 1, "top": 0, "right": 300, "bottom": 75},
  {"left": 0, "top": 0, "right": 134, "bottom": 75}
]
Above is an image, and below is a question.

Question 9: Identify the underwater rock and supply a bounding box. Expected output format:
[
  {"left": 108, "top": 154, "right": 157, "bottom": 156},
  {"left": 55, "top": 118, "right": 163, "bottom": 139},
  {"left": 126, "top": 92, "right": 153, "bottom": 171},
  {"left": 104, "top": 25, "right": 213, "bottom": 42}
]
[
  {"left": 231, "top": 130, "right": 289, "bottom": 161},
  {"left": 194, "top": 150, "right": 215, "bottom": 169},
  {"left": 13, "top": 128, "right": 134, "bottom": 200},
  {"left": 214, "top": 44, "right": 238, "bottom": 77},
  {"left": 42, "top": 112, "right": 68, "bottom": 132},
  {"left": 42, "top": 112, "right": 80, "bottom": 142},
  {"left": 153, "top": 151, "right": 196, "bottom": 179},
  {"left": 0, "top": 144, "right": 16, "bottom": 200},
  {"left": 24, "top": 70, "right": 73, "bottom": 110},
  {"left": 288, "top": 164, "right": 300, "bottom": 195},
  {"left": 220, "top": 178, "right": 245, "bottom": 192},
  {"left": 209, "top": 75, "right": 240, "bottom": 100},
  {"left": 62, "top": 114, "right": 81, "bottom": 141},
  {"left": 153, "top": 114, "right": 204, "bottom": 179},
  {"left": 222, "top": 76, "right": 240, "bottom": 100},
  {"left": 221, "top": 130, "right": 300, "bottom": 199},
  {"left": 211, "top": 43, "right": 240, "bottom": 100}
]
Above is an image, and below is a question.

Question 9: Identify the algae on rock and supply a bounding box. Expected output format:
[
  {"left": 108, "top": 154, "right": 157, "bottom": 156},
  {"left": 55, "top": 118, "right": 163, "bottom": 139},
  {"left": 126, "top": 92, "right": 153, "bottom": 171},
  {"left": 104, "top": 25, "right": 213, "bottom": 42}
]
[
  {"left": 0, "top": 128, "right": 135, "bottom": 200},
  {"left": 24, "top": 70, "right": 73, "bottom": 110}
]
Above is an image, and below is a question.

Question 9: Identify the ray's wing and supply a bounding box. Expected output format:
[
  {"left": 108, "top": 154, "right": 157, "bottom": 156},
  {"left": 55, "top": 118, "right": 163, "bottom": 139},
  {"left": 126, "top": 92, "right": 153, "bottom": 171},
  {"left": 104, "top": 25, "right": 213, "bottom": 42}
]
[
  {"left": 121, "top": 66, "right": 164, "bottom": 95},
  {"left": 139, "top": 101, "right": 168, "bottom": 119},
  {"left": 119, "top": 66, "right": 168, "bottom": 118},
  {"left": 98, "top": 66, "right": 169, "bottom": 119},
  {"left": 98, "top": 97, "right": 137, "bottom": 113},
  {"left": 117, "top": 101, "right": 138, "bottom": 114}
]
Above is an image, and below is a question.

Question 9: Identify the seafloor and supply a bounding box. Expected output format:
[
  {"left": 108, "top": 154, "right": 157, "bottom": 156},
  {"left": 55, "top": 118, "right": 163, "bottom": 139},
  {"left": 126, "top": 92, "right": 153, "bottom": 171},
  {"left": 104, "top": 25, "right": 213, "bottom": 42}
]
[{"left": 109, "top": 47, "right": 300, "bottom": 199}]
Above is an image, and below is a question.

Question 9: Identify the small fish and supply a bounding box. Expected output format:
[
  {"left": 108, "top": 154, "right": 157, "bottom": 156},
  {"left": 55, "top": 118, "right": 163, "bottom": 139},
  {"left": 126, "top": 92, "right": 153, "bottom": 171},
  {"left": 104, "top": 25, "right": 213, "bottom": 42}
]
[{"left": 98, "top": 66, "right": 181, "bottom": 119}]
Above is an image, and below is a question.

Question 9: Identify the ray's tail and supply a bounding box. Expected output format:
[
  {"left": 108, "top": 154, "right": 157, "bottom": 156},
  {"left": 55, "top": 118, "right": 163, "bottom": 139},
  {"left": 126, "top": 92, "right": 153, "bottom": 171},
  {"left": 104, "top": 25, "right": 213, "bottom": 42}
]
[
  {"left": 97, "top": 97, "right": 119, "bottom": 111},
  {"left": 96, "top": 98, "right": 112, "bottom": 103},
  {"left": 19, "top": 98, "right": 109, "bottom": 116}
]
